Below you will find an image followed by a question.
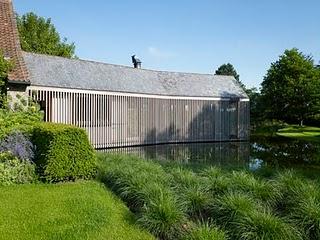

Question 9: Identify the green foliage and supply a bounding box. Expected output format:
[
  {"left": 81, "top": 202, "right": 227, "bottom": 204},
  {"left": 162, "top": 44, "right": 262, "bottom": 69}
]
[
  {"left": 0, "top": 105, "right": 43, "bottom": 139},
  {"left": 138, "top": 193, "right": 187, "bottom": 240},
  {"left": 227, "top": 171, "right": 281, "bottom": 206},
  {"left": 183, "top": 223, "right": 227, "bottom": 240},
  {"left": 0, "top": 51, "right": 13, "bottom": 108},
  {"left": 245, "top": 87, "right": 263, "bottom": 124},
  {"left": 0, "top": 181, "right": 154, "bottom": 240},
  {"left": 32, "top": 123, "right": 96, "bottom": 182},
  {"left": 215, "top": 63, "right": 245, "bottom": 89},
  {"left": 17, "top": 13, "right": 76, "bottom": 58},
  {"left": 98, "top": 154, "right": 320, "bottom": 239},
  {"left": 169, "top": 168, "right": 212, "bottom": 219},
  {"left": 234, "top": 209, "right": 301, "bottom": 240},
  {"left": 98, "top": 154, "right": 186, "bottom": 239},
  {"left": 0, "top": 152, "right": 36, "bottom": 185},
  {"left": 261, "top": 48, "right": 320, "bottom": 125}
]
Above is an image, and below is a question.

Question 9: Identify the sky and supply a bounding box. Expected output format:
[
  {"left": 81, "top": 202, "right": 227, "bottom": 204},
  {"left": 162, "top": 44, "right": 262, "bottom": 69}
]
[{"left": 14, "top": 0, "right": 320, "bottom": 88}]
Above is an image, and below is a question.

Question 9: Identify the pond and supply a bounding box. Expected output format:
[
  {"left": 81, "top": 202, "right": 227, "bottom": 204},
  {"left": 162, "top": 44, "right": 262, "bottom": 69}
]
[{"left": 103, "top": 136, "right": 320, "bottom": 173}]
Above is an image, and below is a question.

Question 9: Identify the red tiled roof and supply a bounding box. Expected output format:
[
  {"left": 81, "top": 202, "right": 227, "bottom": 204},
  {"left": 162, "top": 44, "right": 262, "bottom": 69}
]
[{"left": 0, "top": 0, "right": 29, "bottom": 83}]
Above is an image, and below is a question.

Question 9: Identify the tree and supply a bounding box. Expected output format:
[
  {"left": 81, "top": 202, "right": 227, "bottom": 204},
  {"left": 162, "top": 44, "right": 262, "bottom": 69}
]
[
  {"left": 17, "top": 13, "right": 76, "bottom": 58},
  {"left": 215, "top": 63, "right": 245, "bottom": 88},
  {"left": 260, "top": 48, "right": 320, "bottom": 126},
  {"left": 0, "top": 51, "right": 13, "bottom": 108},
  {"left": 245, "top": 87, "right": 263, "bottom": 124}
]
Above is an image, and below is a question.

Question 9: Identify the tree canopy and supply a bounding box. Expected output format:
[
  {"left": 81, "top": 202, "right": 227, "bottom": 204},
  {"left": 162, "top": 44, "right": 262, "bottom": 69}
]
[
  {"left": 17, "top": 13, "right": 76, "bottom": 58},
  {"left": 215, "top": 63, "right": 245, "bottom": 89},
  {"left": 260, "top": 48, "right": 320, "bottom": 125}
]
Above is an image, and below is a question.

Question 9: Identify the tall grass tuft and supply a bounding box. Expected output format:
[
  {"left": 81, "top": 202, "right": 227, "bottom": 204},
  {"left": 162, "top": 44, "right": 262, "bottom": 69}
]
[
  {"left": 289, "top": 195, "right": 320, "bottom": 240},
  {"left": 234, "top": 209, "right": 302, "bottom": 240},
  {"left": 169, "top": 168, "right": 212, "bottom": 219},
  {"left": 183, "top": 222, "right": 228, "bottom": 240},
  {"left": 137, "top": 192, "right": 187, "bottom": 240},
  {"left": 228, "top": 171, "right": 281, "bottom": 206},
  {"left": 200, "top": 167, "right": 230, "bottom": 195},
  {"left": 210, "top": 191, "right": 259, "bottom": 228}
]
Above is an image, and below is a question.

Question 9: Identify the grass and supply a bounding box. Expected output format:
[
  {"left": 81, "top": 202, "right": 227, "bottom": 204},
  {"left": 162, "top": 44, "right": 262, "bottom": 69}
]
[
  {"left": 0, "top": 181, "right": 154, "bottom": 240},
  {"left": 98, "top": 153, "right": 320, "bottom": 240},
  {"left": 277, "top": 125, "right": 320, "bottom": 142}
]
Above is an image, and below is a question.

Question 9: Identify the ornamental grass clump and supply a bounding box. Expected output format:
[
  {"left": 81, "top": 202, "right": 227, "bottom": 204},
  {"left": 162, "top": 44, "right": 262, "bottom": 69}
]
[
  {"left": 228, "top": 171, "right": 281, "bottom": 206},
  {"left": 98, "top": 154, "right": 170, "bottom": 211},
  {"left": 289, "top": 195, "right": 320, "bottom": 240},
  {"left": 137, "top": 190, "right": 187, "bottom": 240},
  {"left": 200, "top": 167, "right": 230, "bottom": 195},
  {"left": 210, "top": 191, "right": 259, "bottom": 229},
  {"left": 183, "top": 222, "right": 228, "bottom": 240},
  {"left": 169, "top": 168, "right": 211, "bottom": 219},
  {"left": 98, "top": 154, "right": 187, "bottom": 239},
  {"left": 234, "top": 209, "right": 302, "bottom": 240},
  {"left": 275, "top": 170, "right": 320, "bottom": 239}
]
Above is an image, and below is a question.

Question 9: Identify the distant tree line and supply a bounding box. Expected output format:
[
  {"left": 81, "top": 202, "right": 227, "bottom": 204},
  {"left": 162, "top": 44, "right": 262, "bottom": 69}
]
[{"left": 215, "top": 49, "right": 320, "bottom": 126}]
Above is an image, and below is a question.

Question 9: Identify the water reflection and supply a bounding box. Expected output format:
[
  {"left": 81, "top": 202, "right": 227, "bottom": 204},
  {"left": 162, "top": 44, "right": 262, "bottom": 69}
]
[{"left": 102, "top": 137, "right": 320, "bottom": 171}]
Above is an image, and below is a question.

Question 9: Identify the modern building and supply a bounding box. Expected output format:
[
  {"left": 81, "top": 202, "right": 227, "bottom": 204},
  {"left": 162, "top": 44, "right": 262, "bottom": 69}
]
[{"left": 0, "top": 0, "right": 249, "bottom": 149}]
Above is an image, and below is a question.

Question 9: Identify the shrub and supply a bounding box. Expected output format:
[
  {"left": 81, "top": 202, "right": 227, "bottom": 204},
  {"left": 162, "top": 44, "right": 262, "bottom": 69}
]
[
  {"left": 183, "top": 223, "right": 228, "bottom": 240},
  {"left": 0, "top": 130, "right": 34, "bottom": 161},
  {"left": 0, "top": 152, "right": 36, "bottom": 185},
  {"left": 32, "top": 123, "right": 96, "bottom": 182},
  {"left": 0, "top": 106, "right": 43, "bottom": 139}
]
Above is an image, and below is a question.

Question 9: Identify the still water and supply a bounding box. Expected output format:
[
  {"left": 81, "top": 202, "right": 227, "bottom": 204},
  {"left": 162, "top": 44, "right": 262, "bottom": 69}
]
[{"left": 104, "top": 137, "right": 320, "bottom": 172}]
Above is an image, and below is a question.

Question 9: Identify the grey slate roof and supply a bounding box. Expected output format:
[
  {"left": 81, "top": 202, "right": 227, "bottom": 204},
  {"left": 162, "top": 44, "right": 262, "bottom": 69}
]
[{"left": 23, "top": 52, "right": 248, "bottom": 99}]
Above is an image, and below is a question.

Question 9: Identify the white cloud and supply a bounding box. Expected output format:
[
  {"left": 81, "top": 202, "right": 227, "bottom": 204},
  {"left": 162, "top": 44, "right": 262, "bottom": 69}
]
[{"left": 147, "top": 46, "right": 177, "bottom": 59}]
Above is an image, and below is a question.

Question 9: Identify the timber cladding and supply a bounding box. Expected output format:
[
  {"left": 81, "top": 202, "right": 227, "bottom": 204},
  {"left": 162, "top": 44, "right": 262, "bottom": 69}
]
[{"left": 29, "top": 87, "right": 249, "bottom": 149}]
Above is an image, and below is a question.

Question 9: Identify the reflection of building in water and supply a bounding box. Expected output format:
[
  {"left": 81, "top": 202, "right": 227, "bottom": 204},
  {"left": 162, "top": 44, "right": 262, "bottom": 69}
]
[{"left": 102, "top": 142, "right": 250, "bottom": 168}]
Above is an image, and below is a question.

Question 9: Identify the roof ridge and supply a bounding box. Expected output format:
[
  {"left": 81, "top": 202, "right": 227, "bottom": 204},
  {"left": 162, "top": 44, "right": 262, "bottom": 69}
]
[{"left": 22, "top": 51, "right": 234, "bottom": 78}]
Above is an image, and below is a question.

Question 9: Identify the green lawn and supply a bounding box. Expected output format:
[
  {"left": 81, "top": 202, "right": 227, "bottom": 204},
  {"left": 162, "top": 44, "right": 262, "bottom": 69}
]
[
  {"left": 277, "top": 125, "right": 320, "bottom": 142},
  {"left": 0, "top": 181, "right": 154, "bottom": 240}
]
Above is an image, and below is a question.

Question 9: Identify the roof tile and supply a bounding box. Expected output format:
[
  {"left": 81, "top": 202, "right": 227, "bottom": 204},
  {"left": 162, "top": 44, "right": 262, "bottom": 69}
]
[{"left": 0, "top": 0, "right": 29, "bottom": 83}]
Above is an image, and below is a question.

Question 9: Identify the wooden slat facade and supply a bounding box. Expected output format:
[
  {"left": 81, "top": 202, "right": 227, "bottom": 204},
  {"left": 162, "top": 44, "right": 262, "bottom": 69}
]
[{"left": 28, "top": 86, "right": 250, "bottom": 149}]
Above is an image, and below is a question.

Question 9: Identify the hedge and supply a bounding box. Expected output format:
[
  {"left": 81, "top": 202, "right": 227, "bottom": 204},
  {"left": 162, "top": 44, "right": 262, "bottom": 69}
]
[{"left": 32, "top": 123, "right": 96, "bottom": 182}]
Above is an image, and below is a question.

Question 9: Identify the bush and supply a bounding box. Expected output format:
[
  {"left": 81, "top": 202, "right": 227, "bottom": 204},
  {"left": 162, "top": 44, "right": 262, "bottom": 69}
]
[
  {"left": 32, "top": 123, "right": 96, "bottom": 182},
  {"left": 0, "top": 152, "right": 36, "bottom": 185},
  {"left": 0, "top": 106, "right": 43, "bottom": 139},
  {"left": 0, "top": 130, "right": 34, "bottom": 161}
]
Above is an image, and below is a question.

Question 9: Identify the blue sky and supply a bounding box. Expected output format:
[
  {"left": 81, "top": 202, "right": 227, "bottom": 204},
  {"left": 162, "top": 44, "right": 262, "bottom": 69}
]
[{"left": 15, "top": 0, "right": 320, "bottom": 88}]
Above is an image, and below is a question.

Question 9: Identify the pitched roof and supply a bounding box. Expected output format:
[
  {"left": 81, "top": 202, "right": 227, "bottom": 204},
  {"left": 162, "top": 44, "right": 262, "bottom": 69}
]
[
  {"left": 0, "top": 0, "right": 29, "bottom": 83},
  {"left": 23, "top": 52, "right": 248, "bottom": 98}
]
